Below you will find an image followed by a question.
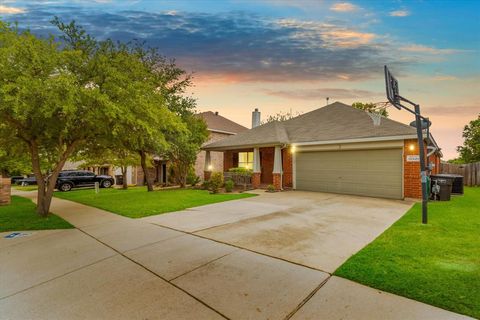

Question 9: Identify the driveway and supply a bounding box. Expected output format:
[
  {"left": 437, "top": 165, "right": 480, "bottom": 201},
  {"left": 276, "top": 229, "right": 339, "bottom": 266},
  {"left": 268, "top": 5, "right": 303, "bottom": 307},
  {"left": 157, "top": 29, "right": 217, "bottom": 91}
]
[
  {"left": 1, "top": 190, "right": 471, "bottom": 319},
  {"left": 143, "top": 191, "right": 413, "bottom": 272}
]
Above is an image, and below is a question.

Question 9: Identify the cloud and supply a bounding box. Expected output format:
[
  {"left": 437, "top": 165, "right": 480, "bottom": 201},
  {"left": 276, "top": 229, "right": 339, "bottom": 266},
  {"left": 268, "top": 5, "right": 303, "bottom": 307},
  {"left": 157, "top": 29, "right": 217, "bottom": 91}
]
[
  {"left": 330, "top": 2, "right": 358, "bottom": 12},
  {"left": 264, "top": 88, "right": 381, "bottom": 100},
  {"left": 400, "top": 44, "right": 462, "bottom": 55},
  {"left": 423, "top": 105, "right": 480, "bottom": 116},
  {"left": 0, "top": 5, "right": 26, "bottom": 14},
  {"left": 389, "top": 10, "right": 410, "bottom": 17},
  {"left": 431, "top": 75, "right": 457, "bottom": 81},
  {"left": 4, "top": 5, "right": 409, "bottom": 82}
]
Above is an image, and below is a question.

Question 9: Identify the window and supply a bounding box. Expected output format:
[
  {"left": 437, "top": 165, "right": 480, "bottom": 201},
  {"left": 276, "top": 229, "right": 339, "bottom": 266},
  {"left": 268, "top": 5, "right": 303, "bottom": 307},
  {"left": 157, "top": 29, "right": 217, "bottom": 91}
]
[{"left": 238, "top": 152, "right": 254, "bottom": 169}]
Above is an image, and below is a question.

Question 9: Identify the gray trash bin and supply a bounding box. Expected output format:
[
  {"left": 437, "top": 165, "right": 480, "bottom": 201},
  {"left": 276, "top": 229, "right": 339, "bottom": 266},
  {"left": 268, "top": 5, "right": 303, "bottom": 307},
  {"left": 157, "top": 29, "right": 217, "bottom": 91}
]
[{"left": 430, "top": 176, "right": 453, "bottom": 201}]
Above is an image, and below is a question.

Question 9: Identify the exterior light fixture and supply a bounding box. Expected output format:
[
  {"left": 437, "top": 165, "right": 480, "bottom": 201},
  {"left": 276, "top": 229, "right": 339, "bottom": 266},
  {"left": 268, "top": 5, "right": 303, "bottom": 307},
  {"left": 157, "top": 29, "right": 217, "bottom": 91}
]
[
  {"left": 291, "top": 145, "right": 296, "bottom": 154},
  {"left": 208, "top": 164, "right": 213, "bottom": 171},
  {"left": 409, "top": 144, "right": 415, "bottom": 151}
]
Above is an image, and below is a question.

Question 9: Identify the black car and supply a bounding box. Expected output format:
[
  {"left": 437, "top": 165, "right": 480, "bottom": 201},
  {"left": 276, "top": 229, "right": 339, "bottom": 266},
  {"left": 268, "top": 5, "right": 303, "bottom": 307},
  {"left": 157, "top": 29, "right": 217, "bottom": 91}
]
[
  {"left": 11, "top": 176, "right": 26, "bottom": 184},
  {"left": 56, "top": 170, "right": 114, "bottom": 192},
  {"left": 16, "top": 176, "right": 37, "bottom": 186}
]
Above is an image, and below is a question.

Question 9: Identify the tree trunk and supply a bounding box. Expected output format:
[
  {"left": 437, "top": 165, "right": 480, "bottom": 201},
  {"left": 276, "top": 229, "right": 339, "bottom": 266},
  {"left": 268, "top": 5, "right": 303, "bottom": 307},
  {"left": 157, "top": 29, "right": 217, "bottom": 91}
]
[
  {"left": 29, "top": 141, "right": 78, "bottom": 217},
  {"left": 139, "top": 150, "right": 154, "bottom": 192},
  {"left": 121, "top": 166, "right": 128, "bottom": 190}
]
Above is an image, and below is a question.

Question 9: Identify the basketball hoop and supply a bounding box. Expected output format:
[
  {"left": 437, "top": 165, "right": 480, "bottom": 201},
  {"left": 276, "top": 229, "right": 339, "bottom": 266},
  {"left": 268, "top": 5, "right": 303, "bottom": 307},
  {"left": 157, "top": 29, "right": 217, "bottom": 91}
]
[
  {"left": 384, "top": 66, "right": 401, "bottom": 109},
  {"left": 367, "top": 112, "right": 382, "bottom": 126}
]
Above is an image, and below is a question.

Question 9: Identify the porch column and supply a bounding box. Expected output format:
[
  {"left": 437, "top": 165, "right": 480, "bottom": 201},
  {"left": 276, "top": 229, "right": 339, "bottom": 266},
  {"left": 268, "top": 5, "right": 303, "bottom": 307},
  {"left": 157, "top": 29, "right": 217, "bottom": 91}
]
[
  {"left": 204, "top": 150, "right": 212, "bottom": 180},
  {"left": 252, "top": 147, "right": 261, "bottom": 188},
  {"left": 272, "top": 145, "right": 282, "bottom": 191}
]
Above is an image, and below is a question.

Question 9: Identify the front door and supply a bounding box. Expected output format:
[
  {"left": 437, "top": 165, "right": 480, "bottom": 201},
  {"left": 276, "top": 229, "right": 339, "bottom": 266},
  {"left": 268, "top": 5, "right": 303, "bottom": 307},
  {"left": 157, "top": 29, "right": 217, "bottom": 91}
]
[{"left": 260, "top": 147, "right": 274, "bottom": 184}]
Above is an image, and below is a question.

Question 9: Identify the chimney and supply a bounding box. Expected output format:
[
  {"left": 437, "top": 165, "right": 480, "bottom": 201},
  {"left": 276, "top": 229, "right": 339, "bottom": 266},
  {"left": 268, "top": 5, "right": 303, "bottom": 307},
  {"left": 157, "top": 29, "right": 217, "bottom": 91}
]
[{"left": 252, "top": 108, "right": 261, "bottom": 128}]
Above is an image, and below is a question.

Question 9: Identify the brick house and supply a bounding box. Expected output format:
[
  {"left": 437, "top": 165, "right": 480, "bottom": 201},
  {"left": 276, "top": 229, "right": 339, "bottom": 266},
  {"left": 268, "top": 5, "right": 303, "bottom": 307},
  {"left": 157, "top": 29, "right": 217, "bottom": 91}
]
[
  {"left": 202, "top": 102, "right": 442, "bottom": 199},
  {"left": 194, "top": 111, "right": 248, "bottom": 179}
]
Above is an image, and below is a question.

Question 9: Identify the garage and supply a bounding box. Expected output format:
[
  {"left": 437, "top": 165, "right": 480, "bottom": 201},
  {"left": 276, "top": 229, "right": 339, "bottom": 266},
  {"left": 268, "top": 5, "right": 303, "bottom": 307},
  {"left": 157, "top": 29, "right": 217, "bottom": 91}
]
[{"left": 295, "top": 149, "right": 403, "bottom": 199}]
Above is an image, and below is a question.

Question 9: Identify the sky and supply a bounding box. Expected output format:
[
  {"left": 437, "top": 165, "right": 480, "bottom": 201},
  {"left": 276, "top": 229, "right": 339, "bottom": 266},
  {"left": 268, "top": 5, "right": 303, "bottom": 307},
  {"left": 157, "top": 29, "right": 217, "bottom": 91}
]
[{"left": 1, "top": 0, "right": 479, "bottom": 159}]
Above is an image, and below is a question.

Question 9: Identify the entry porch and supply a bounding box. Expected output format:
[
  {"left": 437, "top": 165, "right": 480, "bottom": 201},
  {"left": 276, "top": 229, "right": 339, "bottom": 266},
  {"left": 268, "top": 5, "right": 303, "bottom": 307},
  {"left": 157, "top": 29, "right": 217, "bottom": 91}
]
[{"left": 203, "top": 146, "right": 293, "bottom": 191}]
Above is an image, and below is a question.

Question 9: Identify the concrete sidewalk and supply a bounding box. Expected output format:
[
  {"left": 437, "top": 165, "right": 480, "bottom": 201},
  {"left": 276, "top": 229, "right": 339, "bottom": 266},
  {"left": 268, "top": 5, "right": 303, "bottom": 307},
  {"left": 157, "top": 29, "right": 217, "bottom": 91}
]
[{"left": 1, "top": 190, "right": 472, "bottom": 320}]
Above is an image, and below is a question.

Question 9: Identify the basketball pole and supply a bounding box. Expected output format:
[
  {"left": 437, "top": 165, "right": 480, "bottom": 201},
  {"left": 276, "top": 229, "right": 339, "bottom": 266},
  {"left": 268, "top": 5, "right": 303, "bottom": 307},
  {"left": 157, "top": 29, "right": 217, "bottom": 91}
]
[{"left": 384, "top": 65, "right": 429, "bottom": 224}]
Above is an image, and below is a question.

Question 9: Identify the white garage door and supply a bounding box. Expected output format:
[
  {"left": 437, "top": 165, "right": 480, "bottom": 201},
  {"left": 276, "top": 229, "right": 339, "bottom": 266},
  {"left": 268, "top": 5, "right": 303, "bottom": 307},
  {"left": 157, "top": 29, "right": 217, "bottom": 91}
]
[{"left": 296, "top": 149, "right": 403, "bottom": 199}]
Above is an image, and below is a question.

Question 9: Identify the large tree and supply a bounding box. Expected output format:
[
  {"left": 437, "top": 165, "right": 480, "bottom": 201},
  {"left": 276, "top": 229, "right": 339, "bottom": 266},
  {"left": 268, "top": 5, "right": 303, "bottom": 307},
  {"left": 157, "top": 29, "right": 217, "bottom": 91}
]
[
  {"left": 352, "top": 102, "right": 389, "bottom": 117},
  {"left": 457, "top": 114, "right": 480, "bottom": 163}
]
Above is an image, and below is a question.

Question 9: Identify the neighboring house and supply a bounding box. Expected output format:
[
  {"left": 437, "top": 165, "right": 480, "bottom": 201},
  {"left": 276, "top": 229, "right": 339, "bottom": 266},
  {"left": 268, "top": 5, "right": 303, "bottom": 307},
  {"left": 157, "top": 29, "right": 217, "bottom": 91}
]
[
  {"left": 202, "top": 102, "right": 442, "bottom": 199},
  {"left": 194, "top": 111, "right": 248, "bottom": 178},
  {"left": 68, "top": 110, "right": 247, "bottom": 186}
]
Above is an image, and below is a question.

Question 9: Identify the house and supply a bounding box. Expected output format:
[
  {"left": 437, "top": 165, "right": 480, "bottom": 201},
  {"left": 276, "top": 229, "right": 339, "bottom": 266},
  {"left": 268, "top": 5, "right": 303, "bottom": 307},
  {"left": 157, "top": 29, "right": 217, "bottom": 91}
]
[
  {"left": 202, "top": 102, "right": 443, "bottom": 199},
  {"left": 81, "top": 110, "right": 248, "bottom": 186},
  {"left": 194, "top": 111, "right": 248, "bottom": 179}
]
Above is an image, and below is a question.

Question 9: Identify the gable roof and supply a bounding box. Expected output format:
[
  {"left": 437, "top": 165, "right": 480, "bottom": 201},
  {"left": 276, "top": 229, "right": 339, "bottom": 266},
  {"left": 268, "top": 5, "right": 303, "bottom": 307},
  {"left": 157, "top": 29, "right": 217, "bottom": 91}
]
[
  {"left": 203, "top": 102, "right": 418, "bottom": 150},
  {"left": 197, "top": 111, "right": 248, "bottom": 134}
]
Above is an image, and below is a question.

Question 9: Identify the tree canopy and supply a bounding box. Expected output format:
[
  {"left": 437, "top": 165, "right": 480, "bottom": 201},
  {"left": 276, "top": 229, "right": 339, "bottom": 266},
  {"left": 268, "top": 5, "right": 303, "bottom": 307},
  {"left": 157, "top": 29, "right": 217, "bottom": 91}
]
[
  {"left": 457, "top": 114, "right": 480, "bottom": 163},
  {"left": 352, "top": 102, "right": 389, "bottom": 117}
]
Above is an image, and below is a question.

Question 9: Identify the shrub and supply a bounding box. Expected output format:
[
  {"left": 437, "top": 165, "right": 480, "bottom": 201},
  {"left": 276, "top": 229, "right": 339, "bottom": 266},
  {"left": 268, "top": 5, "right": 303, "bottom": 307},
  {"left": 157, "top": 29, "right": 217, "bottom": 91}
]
[
  {"left": 267, "top": 184, "right": 275, "bottom": 192},
  {"left": 228, "top": 167, "right": 253, "bottom": 177},
  {"left": 201, "top": 180, "right": 210, "bottom": 190},
  {"left": 209, "top": 172, "right": 224, "bottom": 194},
  {"left": 186, "top": 168, "right": 200, "bottom": 186},
  {"left": 225, "top": 179, "right": 234, "bottom": 192}
]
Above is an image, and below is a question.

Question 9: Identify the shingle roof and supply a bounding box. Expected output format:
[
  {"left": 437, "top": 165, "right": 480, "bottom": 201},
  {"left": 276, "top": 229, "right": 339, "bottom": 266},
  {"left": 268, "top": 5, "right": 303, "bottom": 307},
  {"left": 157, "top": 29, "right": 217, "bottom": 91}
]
[
  {"left": 203, "top": 102, "right": 417, "bottom": 150},
  {"left": 197, "top": 111, "right": 248, "bottom": 134}
]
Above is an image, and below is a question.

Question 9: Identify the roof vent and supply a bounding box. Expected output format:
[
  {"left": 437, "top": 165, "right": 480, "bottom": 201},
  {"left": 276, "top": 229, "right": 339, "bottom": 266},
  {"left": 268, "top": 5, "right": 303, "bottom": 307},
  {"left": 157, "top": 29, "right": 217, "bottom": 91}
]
[
  {"left": 214, "top": 111, "right": 219, "bottom": 115},
  {"left": 367, "top": 112, "right": 382, "bottom": 126}
]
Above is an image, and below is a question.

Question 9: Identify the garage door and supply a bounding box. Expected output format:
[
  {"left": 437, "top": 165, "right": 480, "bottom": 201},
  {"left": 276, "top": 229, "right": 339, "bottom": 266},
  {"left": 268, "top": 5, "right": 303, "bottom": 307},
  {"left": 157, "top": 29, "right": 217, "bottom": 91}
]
[{"left": 296, "top": 149, "right": 403, "bottom": 199}]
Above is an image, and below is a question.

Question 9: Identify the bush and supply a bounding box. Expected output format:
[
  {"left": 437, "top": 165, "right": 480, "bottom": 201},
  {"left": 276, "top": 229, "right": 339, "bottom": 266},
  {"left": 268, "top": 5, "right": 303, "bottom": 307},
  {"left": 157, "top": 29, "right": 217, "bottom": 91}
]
[
  {"left": 228, "top": 167, "right": 253, "bottom": 177},
  {"left": 225, "top": 179, "right": 234, "bottom": 192},
  {"left": 209, "top": 172, "right": 224, "bottom": 194},
  {"left": 186, "top": 168, "right": 200, "bottom": 186},
  {"left": 267, "top": 184, "right": 275, "bottom": 192},
  {"left": 201, "top": 180, "right": 210, "bottom": 190}
]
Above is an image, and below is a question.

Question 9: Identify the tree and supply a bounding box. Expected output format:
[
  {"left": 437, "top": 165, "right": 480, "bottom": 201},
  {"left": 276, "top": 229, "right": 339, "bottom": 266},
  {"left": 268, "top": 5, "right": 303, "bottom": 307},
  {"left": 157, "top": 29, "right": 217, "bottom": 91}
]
[
  {"left": 0, "top": 21, "right": 110, "bottom": 216},
  {"left": 352, "top": 102, "right": 389, "bottom": 117},
  {"left": 457, "top": 114, "right": 480, "bottom": 163},
  {"left": 165, "top": 109, "right": 209, "bottom": 187},
  {"left": 262, "top": 110, "right": 301, "bottom": 124},
  {"left": 0, "top": 125, "right": 31, "bottom": 176}
]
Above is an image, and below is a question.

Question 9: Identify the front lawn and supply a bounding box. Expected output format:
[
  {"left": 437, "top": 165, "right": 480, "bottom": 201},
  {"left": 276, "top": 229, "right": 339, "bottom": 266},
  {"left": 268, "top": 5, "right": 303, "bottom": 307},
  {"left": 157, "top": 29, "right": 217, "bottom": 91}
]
[
  {"left": 54, "top": 187, "right": 256, "bottom": 218},
  {"left": 13, "top": 185, "right": 38, "bottom": 191},
  {"left": 335, "top": 187, "right": 480, "bottom": 318},
  {"left": 0, "top": 196, "right": 73, "bottom": 232}
]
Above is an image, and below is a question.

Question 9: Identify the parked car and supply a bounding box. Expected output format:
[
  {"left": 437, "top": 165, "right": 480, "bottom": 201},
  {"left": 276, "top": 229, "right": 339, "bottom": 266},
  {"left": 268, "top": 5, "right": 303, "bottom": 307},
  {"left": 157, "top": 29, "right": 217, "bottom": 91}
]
[
  {"left": 10, "top": 176, "right": 25, "bottom": 184},
  {"left": 16, "top": 176, "right": 37, "bottom": 186},
  {"left": 56, "top": 170, "right": 114, "bottom": 192}
]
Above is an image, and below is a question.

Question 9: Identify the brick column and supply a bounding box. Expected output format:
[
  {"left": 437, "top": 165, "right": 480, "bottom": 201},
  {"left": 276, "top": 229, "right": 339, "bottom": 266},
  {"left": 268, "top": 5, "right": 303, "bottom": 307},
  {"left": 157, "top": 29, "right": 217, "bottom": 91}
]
[
  {"left": 0, "top": 177, "right": 11, "bottom": 206},
  {"left": 272, "top": 173, "right": 282, "bottom": 191},
  {"left": 204, "top": 150, "right": 212, "bottom": 180},
  {"left": 252, "top": 172, "right": 261, "bottom": 189}
]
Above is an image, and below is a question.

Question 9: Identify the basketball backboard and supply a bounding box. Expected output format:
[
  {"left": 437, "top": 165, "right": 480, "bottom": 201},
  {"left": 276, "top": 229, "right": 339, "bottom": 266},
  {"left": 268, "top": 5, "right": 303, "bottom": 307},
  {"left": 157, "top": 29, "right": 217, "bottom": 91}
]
[{"left": 384, "top": 66, "right": 401, "bottom": 109}]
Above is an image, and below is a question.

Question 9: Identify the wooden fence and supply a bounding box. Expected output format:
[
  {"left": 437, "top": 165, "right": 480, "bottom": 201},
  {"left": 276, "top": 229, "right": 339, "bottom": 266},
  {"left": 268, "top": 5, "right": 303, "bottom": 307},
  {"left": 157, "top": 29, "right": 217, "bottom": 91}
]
[{"left": 440, "top": 162, "right": 480, "bottom": 186}]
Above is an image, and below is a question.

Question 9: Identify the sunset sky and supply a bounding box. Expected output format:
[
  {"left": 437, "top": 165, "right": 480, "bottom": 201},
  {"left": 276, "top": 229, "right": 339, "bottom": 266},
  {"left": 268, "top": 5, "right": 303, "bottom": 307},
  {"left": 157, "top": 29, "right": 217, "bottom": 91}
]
[{"left": 1, "top": 0, "right": 479, "bottom": 159}]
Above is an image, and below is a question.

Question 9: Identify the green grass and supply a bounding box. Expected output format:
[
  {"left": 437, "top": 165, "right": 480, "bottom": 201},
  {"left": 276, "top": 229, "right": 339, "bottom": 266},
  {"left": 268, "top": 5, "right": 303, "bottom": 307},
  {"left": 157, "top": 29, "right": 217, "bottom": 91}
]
[
  {"left": 54, "top": 187, "right": 256, "bottom": 218},
  {"left": 335, "top": 187, "right": 480, "bottom": 318},
  {"left": 13, "top": 185, "right": 38, "bottom": 191},
  {"left": 0, "top": 196, "right": 73, "bottom": 232}
]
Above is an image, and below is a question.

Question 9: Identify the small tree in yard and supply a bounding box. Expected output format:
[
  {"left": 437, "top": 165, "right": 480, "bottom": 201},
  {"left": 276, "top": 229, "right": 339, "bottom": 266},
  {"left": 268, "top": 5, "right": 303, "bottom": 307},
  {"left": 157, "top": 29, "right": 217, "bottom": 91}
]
[
  {"left": 457, "top": 114, "right": 480, "bottom": 163},
  {"left": 165, "top": 110, "right": 209, "bottom": 187}
]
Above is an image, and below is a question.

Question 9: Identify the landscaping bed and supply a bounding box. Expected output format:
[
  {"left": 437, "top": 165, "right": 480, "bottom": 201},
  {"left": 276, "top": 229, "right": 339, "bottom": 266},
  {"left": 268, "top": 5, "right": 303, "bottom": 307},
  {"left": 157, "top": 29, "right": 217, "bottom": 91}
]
[
  {"left": 335, "top": 187, "right": 480, "bottom": 318},
  {"left": 54, "top": 187, "right": 256, "bottom": 218},
  {"left": 0, "top": 196, "right": 73, "bottom": 232}
]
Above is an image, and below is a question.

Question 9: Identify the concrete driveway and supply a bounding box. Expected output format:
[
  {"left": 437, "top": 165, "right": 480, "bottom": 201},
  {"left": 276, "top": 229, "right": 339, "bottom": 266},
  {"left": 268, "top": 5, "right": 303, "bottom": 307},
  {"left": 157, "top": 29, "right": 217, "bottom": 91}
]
[
  {"left": 1, "top": 190, "right": 472, "bottom": 319},
  {"left": 143, "top": 191, "right": 413, "bottom": 272}
]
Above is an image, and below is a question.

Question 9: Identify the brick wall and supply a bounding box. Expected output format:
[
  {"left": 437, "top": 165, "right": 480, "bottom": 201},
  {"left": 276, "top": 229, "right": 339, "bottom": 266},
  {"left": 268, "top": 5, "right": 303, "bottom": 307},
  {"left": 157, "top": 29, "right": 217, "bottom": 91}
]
[
  {"left": 195, "top": 131, "right": 232, "bottom": 179},
  {"left": 0, "top": 177, "right": 11, "bottom": 206},
  {"left": 404, "top": 139, "right": 428, "bottom": 198},
  {"left": 282, "top": 148, "right": 293, "bottom": 188}
]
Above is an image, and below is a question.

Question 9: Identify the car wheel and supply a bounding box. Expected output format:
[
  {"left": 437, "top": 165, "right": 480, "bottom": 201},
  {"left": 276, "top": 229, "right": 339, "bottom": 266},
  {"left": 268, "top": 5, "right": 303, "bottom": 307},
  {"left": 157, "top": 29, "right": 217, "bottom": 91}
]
[
  {"left": 101, "top": 180, "right": 112, "bottom": 188},
  {"left": 60, "top": 183, "right": 72, "bottom": 192}
]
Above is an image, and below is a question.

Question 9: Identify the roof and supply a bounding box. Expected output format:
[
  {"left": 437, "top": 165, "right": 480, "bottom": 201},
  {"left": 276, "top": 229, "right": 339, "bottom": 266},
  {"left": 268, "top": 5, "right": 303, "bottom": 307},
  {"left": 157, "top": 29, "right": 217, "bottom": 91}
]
[
  {"left": 197, "top": 111, "right": 248, "bottom": 134},
  {"left": 203, "top": 102, "right": 418, "bottom": 150}
]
